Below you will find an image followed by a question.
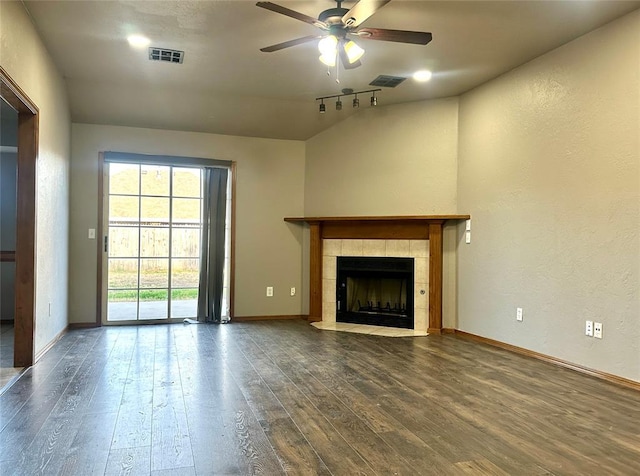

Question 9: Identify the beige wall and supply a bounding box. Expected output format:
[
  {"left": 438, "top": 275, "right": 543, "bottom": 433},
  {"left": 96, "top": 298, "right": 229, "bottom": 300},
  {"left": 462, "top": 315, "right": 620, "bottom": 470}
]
[
  {"left": 302, "top": 97, "right": 460, "bottom": 324},
  {"left": 1, "top": 1, "right": 71, "bottom": 354},
  {"left": 305, "top": 98, "right": 459, "bottom": 216},
  {"left": 69, "top": 124, "right": 305, "bottom": 322},
  {"left": 457, "top": 11, "right": 640, "bottom": 381}
]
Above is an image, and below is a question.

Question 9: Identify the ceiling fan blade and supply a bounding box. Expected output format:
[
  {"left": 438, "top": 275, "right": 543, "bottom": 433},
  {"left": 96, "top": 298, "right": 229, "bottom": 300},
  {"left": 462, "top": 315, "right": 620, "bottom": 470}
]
[
  {"left": 341, "top": 0, "right": 391, "bottom": 28},
  {"left": 339, "top": 45, "right": 362, "bottom": 70},
  {"left": 355, "top": 28, "right": 432, "bottom": 45},
  {"left": 260, "top": 35, "right": 321, "bottom": 53},
  {"left": 256, "top": 2, "right": 327, "bottom": 29}
]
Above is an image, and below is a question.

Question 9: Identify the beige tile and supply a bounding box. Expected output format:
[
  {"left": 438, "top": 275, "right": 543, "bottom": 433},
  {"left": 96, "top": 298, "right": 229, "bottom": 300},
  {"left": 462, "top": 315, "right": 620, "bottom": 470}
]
[
  {"left": 342, "top": 324, "right": 372, "bottom": 334},
  {"left": 385, "top": 240, "right": 411, "bottom": 257},
  {"left": 415, "top": 283, "right": 428, "bottom": 309},
  {"left": 415, "top": 258, "right": 428, "bottom": 283},
  {"left": 311, "top": 321, "right": 336, "bottom": 330},
  {"left": 311, "top": 321, "right": 427, "bottom": 337},
  {"left": 369, "top": 327, "right": 397, "bottom": 337},
  {"left": 323, "top": 239, "right": 341, "bottom": 257},
  {"left": 323, "top": 256, "right": 337, "bottom": 279},
  {"left": 323, "top": 278, "right": 336, "bottom": 304},
  {"left": 322, "top": 303, "right": 336, "bottom": 323},
  {"left": 341, "top": 239, "right": 364, "bottom": 256},
  {"left": 414, "top": 308, "right": 428, "bottom": 332},
  {"left": 362, "top": 239, "right": 386, "bottom": 256},
  {"left": 410, "top": 240, "right": 429, "bottom": 258}
]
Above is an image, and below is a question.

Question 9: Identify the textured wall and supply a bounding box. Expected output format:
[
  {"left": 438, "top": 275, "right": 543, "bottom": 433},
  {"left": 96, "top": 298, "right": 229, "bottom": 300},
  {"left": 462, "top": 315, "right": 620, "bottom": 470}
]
[
  {"left": 70, "top": 124, "right": 305, "bottom": 322},
  {"left": 305, "top": 98, "right": 459, "bottom": 216},
  {"left": 457, "top": 11, "right": 640, "bottom": 381},
  {"left": 1, "top": 2, "right": 71, "bottom": 353}
]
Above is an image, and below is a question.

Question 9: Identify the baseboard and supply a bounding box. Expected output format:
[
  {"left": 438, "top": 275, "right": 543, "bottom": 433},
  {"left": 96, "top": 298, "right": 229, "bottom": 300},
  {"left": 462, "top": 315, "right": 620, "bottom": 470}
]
[
  {"left": 451, "top": 329, "right": 640, "bottom": 392},
  {"left": 68, "top": 322, "right": 101, "bottom": 329},
  {"left": 232, "top": 315, "right": 306, "bottom": 322},
  {"left": 34, "top": 325, "right": 68, "bottom": 362}
]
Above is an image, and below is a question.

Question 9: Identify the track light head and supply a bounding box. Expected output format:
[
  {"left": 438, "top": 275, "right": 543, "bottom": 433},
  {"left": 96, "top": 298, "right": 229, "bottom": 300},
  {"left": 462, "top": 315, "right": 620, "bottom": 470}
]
[
  {"left": 319, "top": 101, "right": 326, "bottom": 113},
  {"left": 353, "top": 95, "right": 359, "bottom": 108},
  {"left": 371, "top": 93, "right": 377, "bottom": 106},
  {"left": 336, "top": 98, "right": 342, "bottom": 111}
]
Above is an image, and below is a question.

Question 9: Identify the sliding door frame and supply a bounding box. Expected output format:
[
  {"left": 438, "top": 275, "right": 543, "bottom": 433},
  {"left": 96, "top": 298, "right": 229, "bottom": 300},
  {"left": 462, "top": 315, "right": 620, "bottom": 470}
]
[{"left": 96, "top": 153, "right": 236, "bottom": 325}]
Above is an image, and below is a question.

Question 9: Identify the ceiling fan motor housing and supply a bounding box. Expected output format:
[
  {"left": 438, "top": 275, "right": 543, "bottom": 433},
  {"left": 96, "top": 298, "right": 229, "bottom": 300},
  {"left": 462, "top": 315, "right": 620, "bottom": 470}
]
[{"left": 318, "top": 7, "right": 349, "bottom": 25}]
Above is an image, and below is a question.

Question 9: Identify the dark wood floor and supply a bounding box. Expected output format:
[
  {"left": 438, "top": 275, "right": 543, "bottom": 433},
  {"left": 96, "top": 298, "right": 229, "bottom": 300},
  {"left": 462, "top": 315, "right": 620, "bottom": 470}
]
[{"left": 0, "top": 320, "right": 639, "bottom": 475}]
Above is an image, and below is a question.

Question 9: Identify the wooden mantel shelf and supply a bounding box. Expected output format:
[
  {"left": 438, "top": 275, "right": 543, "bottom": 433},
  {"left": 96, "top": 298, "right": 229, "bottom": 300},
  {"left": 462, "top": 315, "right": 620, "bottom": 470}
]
[
  {"left": 284, "top": 215, "right": 470, "bottom": 223},
  {"left": 286, "top": 214, "right": 470, "bottom": 335}
]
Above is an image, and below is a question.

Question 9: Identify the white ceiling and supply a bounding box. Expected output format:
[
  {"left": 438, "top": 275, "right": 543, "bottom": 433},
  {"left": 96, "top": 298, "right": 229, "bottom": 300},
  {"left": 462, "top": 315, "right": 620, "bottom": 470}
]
[{"left": 23, "top": 0, "right": 640, "bottom": 140}]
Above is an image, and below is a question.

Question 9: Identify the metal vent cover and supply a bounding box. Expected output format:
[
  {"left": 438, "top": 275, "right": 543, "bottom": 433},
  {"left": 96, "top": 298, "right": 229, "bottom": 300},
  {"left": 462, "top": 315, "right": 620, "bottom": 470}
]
[
  {"left": 148, "top": 47, "right": 184, "bottom": 64},
  {"left": 369, "top": 75, "right": 407, "bottom": 88}
]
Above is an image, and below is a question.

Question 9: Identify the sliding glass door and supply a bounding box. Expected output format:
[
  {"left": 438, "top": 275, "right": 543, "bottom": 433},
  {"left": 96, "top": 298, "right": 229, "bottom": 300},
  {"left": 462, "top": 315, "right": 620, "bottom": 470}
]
[{"left": 104, "top": 163, "right": 203, "bottom": 323}]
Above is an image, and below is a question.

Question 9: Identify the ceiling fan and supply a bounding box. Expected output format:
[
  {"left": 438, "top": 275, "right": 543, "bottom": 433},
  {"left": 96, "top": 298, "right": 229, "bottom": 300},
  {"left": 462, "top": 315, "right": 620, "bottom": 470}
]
[{"left": 256, "top": 0, "right": 432, "bottom": 70}]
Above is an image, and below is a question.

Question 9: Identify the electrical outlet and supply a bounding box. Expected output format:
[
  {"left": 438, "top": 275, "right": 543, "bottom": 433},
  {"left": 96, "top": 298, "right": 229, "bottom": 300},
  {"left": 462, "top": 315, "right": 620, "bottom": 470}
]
[
  {"left": 88, "top": 228, "right": 96, "bottom": 239},
  {"left": 266, "top": 286, "right": 273, "bottom": 297},
  {"left": 585, "top": 320, "right": 593, "bottom": 337},
  {"left": 516, "top": 307, "right": 523, "bottom": 321},
  {"left": 594, "top": 322, "right": 603, "bottom": 339},
  {"left": 290, "top": 287, "right": 296, "bottom": 296}
]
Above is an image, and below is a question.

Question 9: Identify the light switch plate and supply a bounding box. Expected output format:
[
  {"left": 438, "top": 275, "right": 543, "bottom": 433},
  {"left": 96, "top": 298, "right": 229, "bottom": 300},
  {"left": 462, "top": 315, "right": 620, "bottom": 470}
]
[
  {"left": 88, "top": 228, "right": 96, "bottom": 239},
  {"left": 465, "top": 231, "right": 471, "bottom": 244}
]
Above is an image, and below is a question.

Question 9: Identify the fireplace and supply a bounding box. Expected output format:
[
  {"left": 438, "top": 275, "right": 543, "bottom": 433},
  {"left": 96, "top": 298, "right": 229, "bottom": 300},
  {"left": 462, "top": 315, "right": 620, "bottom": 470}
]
[
  {"left": 336, "top": 256, "right": 414, "bottom": 329},
  {"left": 284, "top": 215, "right": 471, "bottom": 334}
]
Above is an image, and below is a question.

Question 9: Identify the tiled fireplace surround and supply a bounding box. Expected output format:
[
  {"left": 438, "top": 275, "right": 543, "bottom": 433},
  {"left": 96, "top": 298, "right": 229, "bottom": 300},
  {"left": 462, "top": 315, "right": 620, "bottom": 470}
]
[
  {"left": 284, "top": 216, "right": 470, "bottom": 334},
  {"left": 322, "top": 239, "right": 430, "bottom": 332}
]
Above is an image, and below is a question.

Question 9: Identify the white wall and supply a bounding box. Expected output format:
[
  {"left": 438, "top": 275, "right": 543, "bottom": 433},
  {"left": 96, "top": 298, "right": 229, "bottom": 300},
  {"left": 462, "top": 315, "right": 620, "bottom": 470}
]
[
  {"left": 70, "top": 124, "right": 306, "bottom": 322},
  {"left": 457, "top": 11, "right": 640, "bottom": 381},
  {"left": 0, "top": 1, "right": 71, "bottom": 353}
]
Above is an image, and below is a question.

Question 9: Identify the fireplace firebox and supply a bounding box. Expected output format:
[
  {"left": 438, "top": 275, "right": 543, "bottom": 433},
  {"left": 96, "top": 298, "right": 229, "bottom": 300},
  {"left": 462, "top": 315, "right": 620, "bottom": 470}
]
[{"left": 336, "top": 256, "right": 414, "bottom": 329}]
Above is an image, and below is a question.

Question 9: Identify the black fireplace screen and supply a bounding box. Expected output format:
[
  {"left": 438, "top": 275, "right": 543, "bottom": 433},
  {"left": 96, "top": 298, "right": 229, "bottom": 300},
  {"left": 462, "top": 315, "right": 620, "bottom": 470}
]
[{"left": 336, "top": 256, "right": 414, "bottom": 329}]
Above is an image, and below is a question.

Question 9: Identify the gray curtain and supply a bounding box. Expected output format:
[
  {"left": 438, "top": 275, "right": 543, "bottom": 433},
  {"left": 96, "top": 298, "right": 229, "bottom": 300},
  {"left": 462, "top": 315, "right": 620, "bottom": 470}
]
[{"left": 197, "top": 167, "right": 228, "bottom": 323}]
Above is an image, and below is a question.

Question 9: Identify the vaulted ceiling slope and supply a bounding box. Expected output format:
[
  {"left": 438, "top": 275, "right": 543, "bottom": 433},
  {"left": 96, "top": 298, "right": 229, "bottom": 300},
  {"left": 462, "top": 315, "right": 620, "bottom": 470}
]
[{"left": 23, "top": 0, "right": 640, "bottom": 140}]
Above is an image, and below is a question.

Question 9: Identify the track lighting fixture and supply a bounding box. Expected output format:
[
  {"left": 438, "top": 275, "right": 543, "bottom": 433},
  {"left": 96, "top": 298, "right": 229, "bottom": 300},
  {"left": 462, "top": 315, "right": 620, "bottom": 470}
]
[{"left": 315, "top": 88, "right": 380, "bottom": 114}]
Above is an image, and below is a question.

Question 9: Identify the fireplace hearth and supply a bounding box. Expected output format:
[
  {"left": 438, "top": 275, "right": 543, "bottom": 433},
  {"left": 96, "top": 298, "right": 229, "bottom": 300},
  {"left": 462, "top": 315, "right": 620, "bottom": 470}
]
[{"left": 336, "top": 256, "right": 414, "bottom": 329}]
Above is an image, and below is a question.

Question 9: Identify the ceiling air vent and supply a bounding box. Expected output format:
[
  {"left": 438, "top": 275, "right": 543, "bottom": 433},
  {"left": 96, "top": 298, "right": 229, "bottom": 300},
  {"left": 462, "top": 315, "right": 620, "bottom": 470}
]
[
  {"left": 148, "top": 47, "right": 184, "bottom": 64},
  {"left": 369, "top": 75, "right": 407, "bottom": 88}
]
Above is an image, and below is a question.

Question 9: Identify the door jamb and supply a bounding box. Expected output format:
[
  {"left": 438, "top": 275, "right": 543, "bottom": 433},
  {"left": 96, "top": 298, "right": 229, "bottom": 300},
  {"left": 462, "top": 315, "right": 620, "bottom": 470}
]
[{"left": 0, "top": 66, "right": 38, "bottom": 367}]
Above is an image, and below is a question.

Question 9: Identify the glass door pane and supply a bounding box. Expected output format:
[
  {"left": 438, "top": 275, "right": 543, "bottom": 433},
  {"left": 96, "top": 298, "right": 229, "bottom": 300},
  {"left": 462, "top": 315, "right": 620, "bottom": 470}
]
[{"left": 105, "top": 162, "right": 203, "bottom": 323}]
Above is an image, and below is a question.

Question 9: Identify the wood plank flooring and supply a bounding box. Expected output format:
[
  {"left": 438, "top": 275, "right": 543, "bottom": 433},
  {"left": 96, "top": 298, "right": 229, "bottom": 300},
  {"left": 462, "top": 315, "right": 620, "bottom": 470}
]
[{"left": 0, "top": 319, "right": 639, "bottom": 475}]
